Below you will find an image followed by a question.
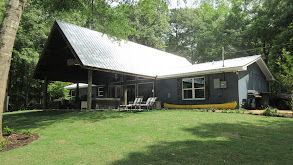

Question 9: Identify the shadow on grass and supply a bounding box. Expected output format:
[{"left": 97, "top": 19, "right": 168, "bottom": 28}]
[
  {"left": 2, "top": 110, "right": 127, "bottom": 132},
  {"left": 113, "top": 119, "right": 293, "bottom": 165}
]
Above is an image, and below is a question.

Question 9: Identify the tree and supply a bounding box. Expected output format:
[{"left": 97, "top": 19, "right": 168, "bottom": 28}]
[
  {"left": 246, "top": 0, "right": 293, "bottom": 94},
  {"left": 127, "top": 0, "right": 170, "bottom": 50},
  {"left": 0, "top": 0, "right": 26, "bottom": 140},
  {"left": 166, "top": 8, "right": 203, "bottom": 62},
  {"left": 166, "top": 2, "right": 230, "bottom": 63},
  {"left": 48, "top": 81, "right": 71, "bottom": 101},
  {"left": 8, "top": 1, "right": 50, "bottom": 111},
  {"left": 274, "top": 49, "right": 293, "bottom": 93}
]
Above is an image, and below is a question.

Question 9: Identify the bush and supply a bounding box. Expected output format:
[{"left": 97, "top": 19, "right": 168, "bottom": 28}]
[
  {"left": 262, "top": 108, "right": 280, "bottom": 116},
  {"left": 4, "top": 126, "right": 14, "bottom": 135},
  {"left": 48, "top": 81, "right": 72, "bottom": 100},
  {"left": 208, "top": 108, "right": 217, "bottom": 112},
  {"left": 0, "top": 139, "right": 7, "bottom": 151},
  {"left": 22, "top": 129, "right": 32, "bottom": 136},
  {"left": 289, "top": 92, "right": 293, "bottom": 111}
]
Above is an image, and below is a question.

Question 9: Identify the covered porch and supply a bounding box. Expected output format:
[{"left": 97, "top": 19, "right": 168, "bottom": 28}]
[
  {"left": 33, "top": 21, "right": 191, "bottom": 110},
  {"left": 33, "top": 21, "right": 155, "bottom": 110}
]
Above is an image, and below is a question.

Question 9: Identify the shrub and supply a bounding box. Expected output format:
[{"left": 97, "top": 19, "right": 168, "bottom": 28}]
[
  {"left": 22, "top": 129, "right": 32, "bottom": 136},
  {"left": 262, "top": 107, "right": 279, "bottom": 116},
  {"left": 221, "top": 110, "right": 227, "bottom": 113},
  {"left": 0, "top": 139, "right": 7, "bottom": 151},
  {"left": 4, "top": 126, "right": 14, "bottom": 135},
  {"left": 48, "top": 81, "right": 71, "bottom": 100},
  {"left": 290, "top": 95, "right": 293, "bottom": 110},
  {"left": 208, "top": 108, "right": 216, "bottom": 112}
]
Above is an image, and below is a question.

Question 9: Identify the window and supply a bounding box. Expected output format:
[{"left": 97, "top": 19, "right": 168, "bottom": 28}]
[
  {"left": 137, "top": 83, "right": 154, "bottom": 99},
  {"left": 108, "top": 86, "right": 121, "bottom": 98},
  {"left": 182, "top": 77, "right": 205, "bottom": 100},
  {"left": 116, "top": 86, "right": 121, "bottom": 98},
  {"left": 97, "top": 87, "right": 104, "bottom": 97},
  {"left": 71, "top": 90, "right": 76, "bottom": 99}
]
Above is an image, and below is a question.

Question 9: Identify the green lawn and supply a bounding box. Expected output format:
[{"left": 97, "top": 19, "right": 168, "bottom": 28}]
[{"left": 1, "top": 110, "right": 293, "bottom": 165}]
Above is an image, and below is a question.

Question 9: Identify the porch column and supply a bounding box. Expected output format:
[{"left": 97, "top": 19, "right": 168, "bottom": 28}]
[
  {"left": 104, "top": 83, "right": 109, "bottom": 98},
  {"left": 124, "top": 76, "right": 127, "bottom": 105},
  {"left": 154, "top": 77, "right": 157, "bottom": 97},
  {"left": 75, "top": 82, "right": 80, "bottom": 108},
  {"left": 87, "top": 70, "right": 93, "bottom": 110},
  {"left": 75, "top": 82, "right": 79, "bottom": 100},
  {"left": 43, "top": 76, "right": 48, "bottom": 110}
]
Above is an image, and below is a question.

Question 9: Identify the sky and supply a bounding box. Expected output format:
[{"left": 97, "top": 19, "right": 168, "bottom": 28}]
[
  {"left": 169, "top": 0, "right": 198, "bottom": 9},
  {"left": 110, "top": 0, "right": 198, "bottom": 9}
]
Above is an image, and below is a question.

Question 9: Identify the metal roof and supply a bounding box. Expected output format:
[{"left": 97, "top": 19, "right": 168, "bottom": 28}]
[
  {"left": 56, "top": 20, "right": 191, "bottom": 77},
  {"left": 157, "top": 55, "right": 275, "bottom": 80},
  {"left": 41, "top": 21, "right": 274, "bottom": 81}
]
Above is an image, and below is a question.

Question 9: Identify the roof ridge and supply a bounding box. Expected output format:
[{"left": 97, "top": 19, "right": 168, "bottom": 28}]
[{"left": 56, "top": 20, "right": 103, "bottom": 34}]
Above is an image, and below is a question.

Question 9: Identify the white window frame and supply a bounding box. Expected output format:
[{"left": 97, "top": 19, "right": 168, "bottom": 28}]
[
  {"left": 97, "top": 87, "right": 104, "bottom": 97},
  {"left": 182, "top": 77, "right": 205, "bottom": 100},
  {"left": 71, "top": 90, "right": 76, "bottom": 99}
]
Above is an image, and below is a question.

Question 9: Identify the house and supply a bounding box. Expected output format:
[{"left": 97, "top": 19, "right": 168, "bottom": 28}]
[{"left": 34, "top": 20, "right": 274, "bottom": 109}]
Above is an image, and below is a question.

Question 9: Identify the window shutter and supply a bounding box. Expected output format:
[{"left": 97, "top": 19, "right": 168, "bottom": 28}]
[{"left": 177, "top": 78, "right": 182, "bottom": 100}]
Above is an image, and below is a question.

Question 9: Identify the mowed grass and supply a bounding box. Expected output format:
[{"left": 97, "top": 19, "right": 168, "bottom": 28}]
[{"left": 1, "top": 110, "right": 293, "bottom": 165}]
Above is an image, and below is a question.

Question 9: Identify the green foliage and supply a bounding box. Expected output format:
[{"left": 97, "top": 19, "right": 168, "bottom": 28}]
[
  {"left": 47, "top": 81, "right": 71, "bottom": 100},
  {"left": 8, "top": 1, "right": 50, "bottom": 111},
  {"left": 166, "top": 1, "right": 252, "bottom": 63},
  {"left": 0, "top": 138, "right": 7, "bottom": 151},
  {"left": 128, "top": 0, "right": 170, "bottom": 50},
  {"left": 0, "top": 0, "right": 8, "bottom": 25},
  {"left": 273, "top": 49, "right": 293, "bottom": 93},
  {"left": 209, "top": 108, "right": 217, "bottom": 112},
  {"left": 291, "top": 97, "right": 293, "bottom": 110},
  {"left": 4, "top": 126, "right": 14, "bottom": 135},
  {"left": 262, "top": 107, "right": 283, "bottom": 117},
  {"left": 22, "top": 129, "right": 32, "bottom": 136},
  {"left": 192, "top": 108, "right": 246, "bottom": 114},
  {"left": 166, "top": 0, "right": 293, "bottom": 95}
]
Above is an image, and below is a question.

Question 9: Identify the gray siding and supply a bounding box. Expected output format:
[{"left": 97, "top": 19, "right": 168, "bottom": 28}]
[
  {"left": 157, "top": 72, "right": 239, "bottom": 107},
  {"left": 238, "top": 63, "right": 268, "bottom": 105}
]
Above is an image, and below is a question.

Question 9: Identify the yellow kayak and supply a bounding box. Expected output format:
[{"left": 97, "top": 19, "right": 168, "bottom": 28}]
[{"left": 164, "top": 102, "right": 237, "bottom": 110}]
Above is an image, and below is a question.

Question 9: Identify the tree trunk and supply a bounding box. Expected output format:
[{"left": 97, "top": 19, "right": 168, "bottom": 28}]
[
  {"left": 0, "top": 0, "right": 26, "bottom": 140},
  {"left": 262, "top": 40, "right": 269, "bottom": 64},
  {"left": 43, "top": 76, "right": 48, "bottom": 110},
  {"left": 87, "top": 70, "right": 93, "bottom": 110}
]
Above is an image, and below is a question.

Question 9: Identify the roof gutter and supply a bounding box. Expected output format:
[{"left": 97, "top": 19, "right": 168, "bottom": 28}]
[
  {"left": 83, "top": 66, "right": 156, "bottom": 79},
  {"left": 156, "top": 66, "right": 246, "bottom": 79}
]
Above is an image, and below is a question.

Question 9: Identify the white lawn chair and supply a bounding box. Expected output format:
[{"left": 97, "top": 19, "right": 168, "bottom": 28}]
[
  {"left": 119, "top": 97, "right": 143, "bottom": 111},
  {"left": 140, "top": 97, "right": 157, "bottom": 111}
]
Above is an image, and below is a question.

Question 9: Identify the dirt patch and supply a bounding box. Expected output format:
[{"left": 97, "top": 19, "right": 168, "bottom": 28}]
[
  {"left": 1, "top": 133, "right": 39, "bottom": 152},
  {"left": 221, "top": 132, "right": 240, "bottom": 139},
  {"left": 245, "top": 110, "right": 293, "bottom": 118}
]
